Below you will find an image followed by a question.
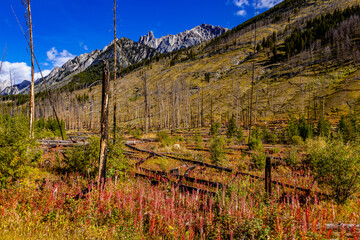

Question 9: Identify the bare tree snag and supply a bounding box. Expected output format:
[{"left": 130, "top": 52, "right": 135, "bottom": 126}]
[
  {"left": 144, "top": 71, "right": 149, "bottom": 133},
  {"left": 113, "top": 0, "right": 117, "bottom": 143},
  {"left": 248, "top": 0, "right": 258, "bottom": 142},
  {"left": 23, "top": 0, "right": 35, "bottom": 139},
  {"left": 0, "top": 45, "right": 6, "bottom": 74},
  {"left": 98, "top": 60, "right": 110, "bottom": 188},
  {"left": 265, "top": 157, "right": 272, "bottom": 197},
  {"left": 14, "top": 4, "right": 64, "bottom": 139}
]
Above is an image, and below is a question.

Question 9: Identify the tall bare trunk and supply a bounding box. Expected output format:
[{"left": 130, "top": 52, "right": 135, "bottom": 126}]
[
  {"left": 27, "top": 0, "right": 35, "bottom": 139},
  {"left": 113, "top": 0, "right": 117, "bottom": 143},
  {"left": 98, "top": 60, "right": 110, "bottom": 188},
  {"left": 144, "top": 71, "right": 149, "bottom": 133},
  {"left": 0, "top": 45, "right": 6, "bottom": 74},
  {"left": 248, "top": 0, "right": 258, "bottom": 141}
]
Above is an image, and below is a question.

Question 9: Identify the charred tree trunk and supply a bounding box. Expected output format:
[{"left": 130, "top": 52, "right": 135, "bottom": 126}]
[
  {"left": 248, "top": 0, "right": 258, "bottom": 142},
  {"left": 98, "top": 61, "right": 110, "bottom": 188},
  {"left": 26, "top": 0, "right": 35, "bottom": 139},
  {"left": 113, "top": 0, "right": 117, "bottom": 143},
  {"left": 144, "top": 71, "right": 149, "bottom": 133}
]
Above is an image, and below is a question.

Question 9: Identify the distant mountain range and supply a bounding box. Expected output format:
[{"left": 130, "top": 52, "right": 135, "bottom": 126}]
[
  {"left": 1, "top": 24, "right": 226, "bottom": 95},
  {"left": 20, "top": 37, "right": 158, "bottom": 94},
  {"left": 139, "top": 23, "right": 228, "bottom": 53},
  {"left": 1, "top": 80, "right": 30, "bottom": 95}
]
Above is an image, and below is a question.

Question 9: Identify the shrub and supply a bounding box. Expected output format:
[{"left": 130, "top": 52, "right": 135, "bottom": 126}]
[
  {"left": 338, "top": 114, "right": 358, "bottom": 142},
  {"left": 236, "top": 127, "right": 245, "bottom": 144},
  {"left": 226, "top": 115, "right": 237, "bottom": 139},
  {"left": 287, "top": 115, "right": 299, "bottom": 139},
  {"left": 240, "top": 217, "right": 270, "bottom": 240},
  {"left": 210, "top": 136, "right": 227, "bottom": 166},
  {"left": 287, "top": 116, "right": 313, "bottom": 142},
  {"left": 316, "top": 116, "right": 331, "bottom": 137},
  {"left": 193, "top": 132, "right": 203, "bottom": 148},
  {"left": 209, "top": 122, "right": 221, "bottom": 137},
  {"left": 251, "top": 150, "right": 267, "bottom": 170},
  {"left": 64, "top": 136, "right": 99, "bottom": 178},
  {"left": 249, "top": 128, "right": 263, "bottom": 150},
  {"left": 306, "top": 139, "right": 360, "bottom": 204},
  {"left": 156, "top": 131, "right": 174, "bottom": 147},
  {"left": 298, "top": 116, "right": 313, "bottom": 141},
  {"left": 290, "top": 135, "right": 304, "bottom": 145},
  {"left": 133, "top": 128, "right": 143, "bottom": 139},
  {"left": 35, "top": 117, "right": 67, "bottom": 139},
  {"left": 261, "top": 125, "right": 277, "bottom": 144},
  {"left": 64, "top": 135, "right": 127, "bottom": 178},
  {"left": 0, "top": 114, "right": 42, "bottom": 187},
  {"left": 285, "top": 147, "right": 300, "bottom": 168}
]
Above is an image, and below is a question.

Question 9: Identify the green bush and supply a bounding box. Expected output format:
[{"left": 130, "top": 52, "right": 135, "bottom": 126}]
[
  {"left": 287, "top": 116, "right": 314, "bottom": 142},
  {"left": 285, "top": 147, "right": 300, "bottom": 168},
  {"left": 209, "top": 122, "right": 221, "bottom": 137},
  {"left": 64, "top": 136, "right": 99, "bottom": 178},
  {"left": 35, "top": 117, "right": 67, "bottom": 139},
  {"left": 210, "top": 136, "right": 227, "bottom": 166},
  {"left": 0, "top": 114, "right": 42, "bottom": 187},
  {"left": 64, "top": 135, "right": 128, "bottom": 178},
  {"left": 133, "top": 128, "right": 143, "bottom": 139},
  {"left": 226, "top": 115, "right": 237, "bottom": 139},
  {"left": 251, "top": 150, "right": 267, "bottom": 170},
  {"left": 316, "top": 116, "right": 331, "bottom": 137},
  {"left": 290, "top": 135, "right": 304, "bottom": 145},
  {"left": 248, "top": 127, "right": 263, "bottom": 150},
  {"left": 236, "top": 127, "right": 245, "bottom": 144},
  {"left": 306, "top": 139, "right": 360, "bottom": 204},
  {"left": 240, "top": 217, "right": 270, "bottom": 240},
  {"left": 338, "top": 114, "right": 358, "bottom": 142},
  {"left": 193, "top": 132, "right": 203, "bottom": 148},
  {"left": 156, "top": 131, "right": 174, "bottom": 146},
  {"left": 298, "top": 116, "right": 313, "bottom": 141},
  {"left": 261, "top": 125, "right": 277, "bottom": 144}
]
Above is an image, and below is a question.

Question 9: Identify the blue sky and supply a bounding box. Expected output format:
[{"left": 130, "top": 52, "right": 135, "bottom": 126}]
[{"left": 0, "top": 0, "right": 282, "bottom": 85}]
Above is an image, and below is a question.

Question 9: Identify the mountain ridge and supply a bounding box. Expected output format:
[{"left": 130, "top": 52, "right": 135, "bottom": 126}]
[{"left": 139, "top": 23, "right": 228, "bottom": 53}]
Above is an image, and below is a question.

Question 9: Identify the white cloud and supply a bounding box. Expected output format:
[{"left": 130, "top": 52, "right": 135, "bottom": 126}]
[
  {"left": 79, "top": 42, "right": 89, "bottom": 51},
  {"left": 46, "top": 47, "right": 75, "bottom": 67},
  {"left": 0, "top": 61, "right": 51, "bottom": 88},
  {"left": 235, "top": 9, "right": 247, "bottom": 16},
  {"left": 232, "top": 0, "right": 283, "bottom": 16},
  {"left": 34, "top": 70, "right": 51, "bottom": 80},
  {"left": 234, "top": 0, "right": 249, "bottom": 8},
  {"left": 258, "top": 0, "right": 283, "bottom": 9}
]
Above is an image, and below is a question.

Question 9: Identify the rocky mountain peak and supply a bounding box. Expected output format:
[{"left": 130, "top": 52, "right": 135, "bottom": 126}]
[
  {"left": 139, "top": 23, "right": 228, "bottom": 53},
  {"left": 17, "top": 38, "right": 158, "bottom": 94}
]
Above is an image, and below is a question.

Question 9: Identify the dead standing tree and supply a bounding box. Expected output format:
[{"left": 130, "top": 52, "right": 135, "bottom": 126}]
[
  {"left": 22, "top": 0, "right": 35, "bottom": 138},
  {"left": 143, "top": 71, "right": 150, "bottom": 133},
  {"left": 98, "top": 60, "right": 110, "bottom": 188},
  {"left": 113, "top": 0, "right": 118, "bottom": 143},
  {"left": 0, "top": 45, "right": 6, "bottom": 74},
  {"left": 248, "top": 0, "right": 258, "bottom": 142},
  {"left": 13, "top": 5, "right": 65, "bottom": 139}
]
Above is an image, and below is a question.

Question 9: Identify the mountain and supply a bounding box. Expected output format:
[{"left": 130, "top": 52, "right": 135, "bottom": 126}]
[
  {"left": 20, "top": 37, "right": 158, "bottom": 93},
  {"left": 1, "top": 80, "right": 30, "bottom": 96},
  {"left": 0, "top": 79, "right": 10, "bottom": 93},
  {"left": 139, "top": 23, "right": 228, "bottom": 53}
]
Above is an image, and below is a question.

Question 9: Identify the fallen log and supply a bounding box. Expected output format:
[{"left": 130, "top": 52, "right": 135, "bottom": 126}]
[
  {"left": 126, "top": 143, "right": 233, "bottom": 172},
  {"left": 128, "top": 144, "right": 330, "bottom": 198}
]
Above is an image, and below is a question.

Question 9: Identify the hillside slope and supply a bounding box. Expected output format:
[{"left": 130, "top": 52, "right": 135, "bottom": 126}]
[{"left": 2, "top": 0, "right": 359, "bottom": 131}]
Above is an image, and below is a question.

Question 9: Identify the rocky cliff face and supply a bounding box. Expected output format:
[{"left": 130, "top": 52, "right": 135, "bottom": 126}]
[
  {"left": 0, "top": 79, "right": 10, "bottom": 93},
  {"left": 19, "top": 37, "right": 158, "bottom": 93},
  {"left": 1, "top": 80, "right": 30, "bottom": 96},
  {"left": 139, "top": 23, "right": 228, "bottom": 53}
]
